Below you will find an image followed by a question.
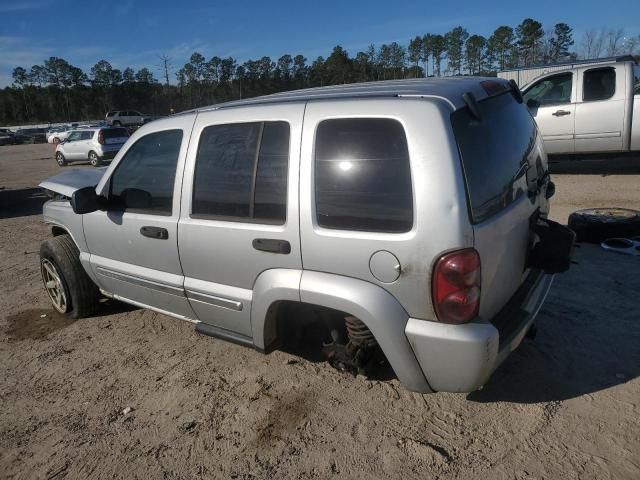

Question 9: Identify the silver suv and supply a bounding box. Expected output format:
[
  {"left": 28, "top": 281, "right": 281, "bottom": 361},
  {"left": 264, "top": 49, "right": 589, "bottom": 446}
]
[
  {"left": 55, "top": 127, "right": 129, "bottom": 166},
  {"left": 38, "top": 79, "right": 573, "bottom": 393},
  {"left": 105, "top": 110, "right": 144, "bottom": 127}
]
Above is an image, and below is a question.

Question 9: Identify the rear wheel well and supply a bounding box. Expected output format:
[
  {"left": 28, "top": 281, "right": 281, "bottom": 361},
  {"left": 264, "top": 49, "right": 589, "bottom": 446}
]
[
  {"left": 263, "top": 301, "right": 390, "bottom": 376},
  {"left": 263, "top": 301, "right": 345, "bottom": 353}
]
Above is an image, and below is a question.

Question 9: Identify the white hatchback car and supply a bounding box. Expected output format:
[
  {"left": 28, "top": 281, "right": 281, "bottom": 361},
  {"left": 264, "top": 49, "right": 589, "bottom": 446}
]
[
  {"left": 55, "top": 127, "right": 129, "bottom": 167},
  {"left": 47, "top": 128, "right": 72, "bottom": 144}
]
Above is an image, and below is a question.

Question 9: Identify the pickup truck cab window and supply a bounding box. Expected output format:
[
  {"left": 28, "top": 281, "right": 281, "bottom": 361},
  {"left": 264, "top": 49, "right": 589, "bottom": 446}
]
[
  {"left": 109, "top": 129, "right": 183, "bottom": 215},
  {"left": 583, "top": 67, "right": 616, "bottom": 102},
  {"left": 523, "top": 73, "right": 572, "bottom": 105}
]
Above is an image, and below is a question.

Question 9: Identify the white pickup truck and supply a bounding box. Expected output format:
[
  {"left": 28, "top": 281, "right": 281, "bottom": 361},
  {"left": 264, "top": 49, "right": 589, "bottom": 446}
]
[{"left": 506, "top": 56, "right": 640, "bottom": 156}]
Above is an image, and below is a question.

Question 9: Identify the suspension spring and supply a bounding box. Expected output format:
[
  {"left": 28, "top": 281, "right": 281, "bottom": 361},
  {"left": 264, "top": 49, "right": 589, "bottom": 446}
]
[{"left": 345, "top": 316, "right": 377, "bottom": 348}]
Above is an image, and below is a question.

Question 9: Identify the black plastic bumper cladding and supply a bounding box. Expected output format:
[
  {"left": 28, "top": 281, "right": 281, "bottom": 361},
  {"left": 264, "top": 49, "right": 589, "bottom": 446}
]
[{"left": 492, "top": 269, "right": 543, "bottom": 348}]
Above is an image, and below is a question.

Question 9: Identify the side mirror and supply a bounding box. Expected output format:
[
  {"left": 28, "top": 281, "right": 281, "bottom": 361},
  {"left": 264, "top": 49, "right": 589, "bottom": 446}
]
[
  {"left": 526, "top": 98, "right": 540, "bottom": 109},
  {"left": 71, "top": 186, "right": 99, "bottom": 214},
  {"left": 121, "top": 188, "right": 152, "bottom": 209}
]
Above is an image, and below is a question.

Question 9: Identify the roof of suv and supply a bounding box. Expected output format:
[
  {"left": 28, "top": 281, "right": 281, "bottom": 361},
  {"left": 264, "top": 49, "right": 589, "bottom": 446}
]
[{"left": 191, "top": 77, "right": 509, "bottom": 114}]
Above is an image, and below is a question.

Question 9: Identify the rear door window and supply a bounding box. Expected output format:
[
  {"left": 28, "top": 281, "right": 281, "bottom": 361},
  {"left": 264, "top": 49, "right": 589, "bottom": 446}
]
[
  {"left": 583, "top": 67, "right": 616, "bottom": 101},
  {"left": 452, "top": 92, "right": 538, "bottom": 223},
  {"left": 192, "top": 121, "right": 290, "bottom": 224},
  {"left": 314, "top": 118, "right": 413, "bottom": 233},
  {"left": 80, "top": 131, "right": 93, "bottom": 140}
]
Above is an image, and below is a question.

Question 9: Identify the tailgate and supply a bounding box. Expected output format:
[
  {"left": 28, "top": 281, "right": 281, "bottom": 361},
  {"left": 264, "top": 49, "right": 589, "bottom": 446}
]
[
  {"left": 451, "top": 90, "right": 550, "bottom": 321},
  {"left": 473, "top": 198, "right": 537, "bottom": 319}
]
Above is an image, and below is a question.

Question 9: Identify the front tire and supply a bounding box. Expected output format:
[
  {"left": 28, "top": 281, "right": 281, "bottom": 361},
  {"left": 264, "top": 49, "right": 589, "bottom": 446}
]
[
  {"left": 40, "top": 235, "right": 101, "bottom": 318},
  {"left": 56, "top": 151, "right": 67, "bottom": 166},
  {"left": 89, "top": 151, "right": 100, "bottom": 167}
]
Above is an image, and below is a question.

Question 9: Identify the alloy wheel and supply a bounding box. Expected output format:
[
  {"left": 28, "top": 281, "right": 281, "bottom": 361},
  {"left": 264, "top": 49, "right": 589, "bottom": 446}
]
[{"left": 41, "top": 258, "right": 69, "bottom": 313}]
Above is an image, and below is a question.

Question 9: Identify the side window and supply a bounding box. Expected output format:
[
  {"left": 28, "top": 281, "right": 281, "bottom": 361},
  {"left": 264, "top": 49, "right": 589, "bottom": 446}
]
[
  {"left": 634, "top": 65, "right": 640, "bottom": 95},
  {"left": 192, "top": 121, "right": 290, "bottom": 224},
  {"left": 80, "top": 131, "right": 93, "bottom": 140},
  {"left": 67, "top": 131, "right": 81, "bottom": 141},
  {"left": 109, "top": 129, "right": 183, "bottom": 215},
  {"left": 315, "top": 118, "right": 413, "bottom": 233},
  {"left": 583, "top": 67, "right": 616, "bottom": 101},
  {"left": 523, "top": 73, "right": 572, "bottom": 105}
]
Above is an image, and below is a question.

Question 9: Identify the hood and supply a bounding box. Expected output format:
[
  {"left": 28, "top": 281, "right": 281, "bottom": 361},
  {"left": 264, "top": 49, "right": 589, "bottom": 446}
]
[{"left": 39, "top": 167, "right": 107, "bottom": 198}]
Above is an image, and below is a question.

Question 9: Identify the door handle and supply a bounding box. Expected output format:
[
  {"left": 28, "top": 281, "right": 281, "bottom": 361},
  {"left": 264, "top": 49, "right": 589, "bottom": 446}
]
[
  {"left": 552, "top": 110, "right": 571, "bottom": 117},
  {"left": 140, "top": 226, "right": 169, "bottom": 240},
  {"left": 252, "top": 238, "right": 291, "bottom": 254}
]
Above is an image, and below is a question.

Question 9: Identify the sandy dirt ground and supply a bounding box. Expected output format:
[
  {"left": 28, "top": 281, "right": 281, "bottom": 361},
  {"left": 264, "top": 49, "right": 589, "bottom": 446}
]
[{"left": 1, "top": 144, "right": 639, "bottom": 480}]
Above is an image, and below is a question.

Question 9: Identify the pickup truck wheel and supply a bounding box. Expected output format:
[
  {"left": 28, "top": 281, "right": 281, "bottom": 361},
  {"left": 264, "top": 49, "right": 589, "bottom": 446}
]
[
  {"left": 89, "top": 151, "right": 100, "bottom": 167},
  {"left": 568, "top": 208, "right": 640, "bottom": 243},
  {"left": 56, "top": 152, "right": 67, "bottom": 166},
  {"left": 40, "top": 235, "right": 101, "bottom": 318}
]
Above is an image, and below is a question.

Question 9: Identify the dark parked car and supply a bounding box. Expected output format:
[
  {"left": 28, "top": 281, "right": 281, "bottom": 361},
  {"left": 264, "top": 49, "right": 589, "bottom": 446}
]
[
  {"left": 0, "top": 128, "right": 16, "bottom": 145},
  {"left": 14, "top": 128, "right": 48, "bottom": 144}
]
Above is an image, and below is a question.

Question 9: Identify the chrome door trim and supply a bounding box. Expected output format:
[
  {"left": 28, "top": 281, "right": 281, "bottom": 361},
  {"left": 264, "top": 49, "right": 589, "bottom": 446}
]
[
  {"left": 574, "top": 131, "right": 621, "bottom": 139},
  {"left": 185, "top": 289, "right": 243, "bottom": 311},
  {"left": 96, "top": 267, "right": 185, "bottom": 297}
]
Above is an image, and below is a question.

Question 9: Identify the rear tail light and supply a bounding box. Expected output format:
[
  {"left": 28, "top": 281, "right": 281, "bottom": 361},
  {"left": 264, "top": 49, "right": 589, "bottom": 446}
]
[
  {"left": 432, "top": 248, "right": 481, "bottom": 324},
  {"left": 98, "top": 131, "right": 105, "bottom": 145}
]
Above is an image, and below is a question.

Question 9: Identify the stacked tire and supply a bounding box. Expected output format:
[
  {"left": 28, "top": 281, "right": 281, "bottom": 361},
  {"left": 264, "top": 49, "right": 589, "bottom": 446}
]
[{"left": 568, "top": 208, "right": 640, "bottom": 243}]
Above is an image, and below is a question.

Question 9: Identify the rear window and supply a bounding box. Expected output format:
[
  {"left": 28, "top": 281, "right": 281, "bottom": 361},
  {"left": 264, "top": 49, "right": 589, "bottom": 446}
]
[
  {"left": 103, "top": 128, "right": 128, "bottom": 139},
  {"left": 315, "top": 118, "right": 413, "bottom": 233},
  {"left": 583, "top": 67, "right": 616, "bottom": 101},
  {"left": 452, "top": 93, "right": 538, "bottom": 223}
]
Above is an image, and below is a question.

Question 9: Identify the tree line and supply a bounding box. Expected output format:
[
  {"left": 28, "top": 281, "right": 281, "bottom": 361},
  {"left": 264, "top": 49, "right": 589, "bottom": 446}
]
[{"left": 2, "top": 18, "right": 639, "bottom": 126}]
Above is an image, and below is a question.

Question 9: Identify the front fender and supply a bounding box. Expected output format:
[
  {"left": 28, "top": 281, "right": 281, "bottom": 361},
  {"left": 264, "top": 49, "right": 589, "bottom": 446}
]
[{"left": 42, "top": 200, "right": 97, "bottom": 285}]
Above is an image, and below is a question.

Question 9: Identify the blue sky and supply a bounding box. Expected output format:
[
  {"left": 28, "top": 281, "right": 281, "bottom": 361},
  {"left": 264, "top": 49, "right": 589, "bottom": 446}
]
[{"left": 0, "top": 0, "right": 638, "bottom": 86}]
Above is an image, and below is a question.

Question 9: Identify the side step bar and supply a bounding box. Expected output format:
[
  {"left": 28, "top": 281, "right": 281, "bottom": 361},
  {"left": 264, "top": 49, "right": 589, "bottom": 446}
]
[{"left": 195, "top": 322, "right": 259, "bottom": 350}]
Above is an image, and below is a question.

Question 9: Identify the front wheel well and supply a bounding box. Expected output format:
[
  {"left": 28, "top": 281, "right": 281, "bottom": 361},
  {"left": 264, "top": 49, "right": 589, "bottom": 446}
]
[{"left": 50, "top": 225, "right": 69, "bottom": 237}]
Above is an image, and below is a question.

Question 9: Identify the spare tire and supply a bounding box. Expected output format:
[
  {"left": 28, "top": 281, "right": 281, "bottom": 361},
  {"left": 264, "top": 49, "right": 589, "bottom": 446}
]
[{"left": 568, "top": 208, "right": 640, "bottom": 243}]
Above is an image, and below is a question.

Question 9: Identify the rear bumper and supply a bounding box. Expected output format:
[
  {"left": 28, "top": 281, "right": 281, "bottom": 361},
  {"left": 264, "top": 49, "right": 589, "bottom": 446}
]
[
  {"left": 405, "top": 271, "right": 554, "bottom": 392},
  {"left": 97, "top": 146, "right": 122, "bottom": 160}
]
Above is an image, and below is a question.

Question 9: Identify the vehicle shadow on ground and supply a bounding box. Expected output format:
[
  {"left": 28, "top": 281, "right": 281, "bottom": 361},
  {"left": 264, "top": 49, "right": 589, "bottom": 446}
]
[
  {"left": 92, "top": 298, "right": 140, "bottom": 317},
  {"left": 0, "top": 187, "right": 48, "bottom": 219},
  {"left": 468, "top": 245, "right": 640, "bottom": 403},
  {"left": 549, "top": 154, "right": 640, "bottom": 175}
]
